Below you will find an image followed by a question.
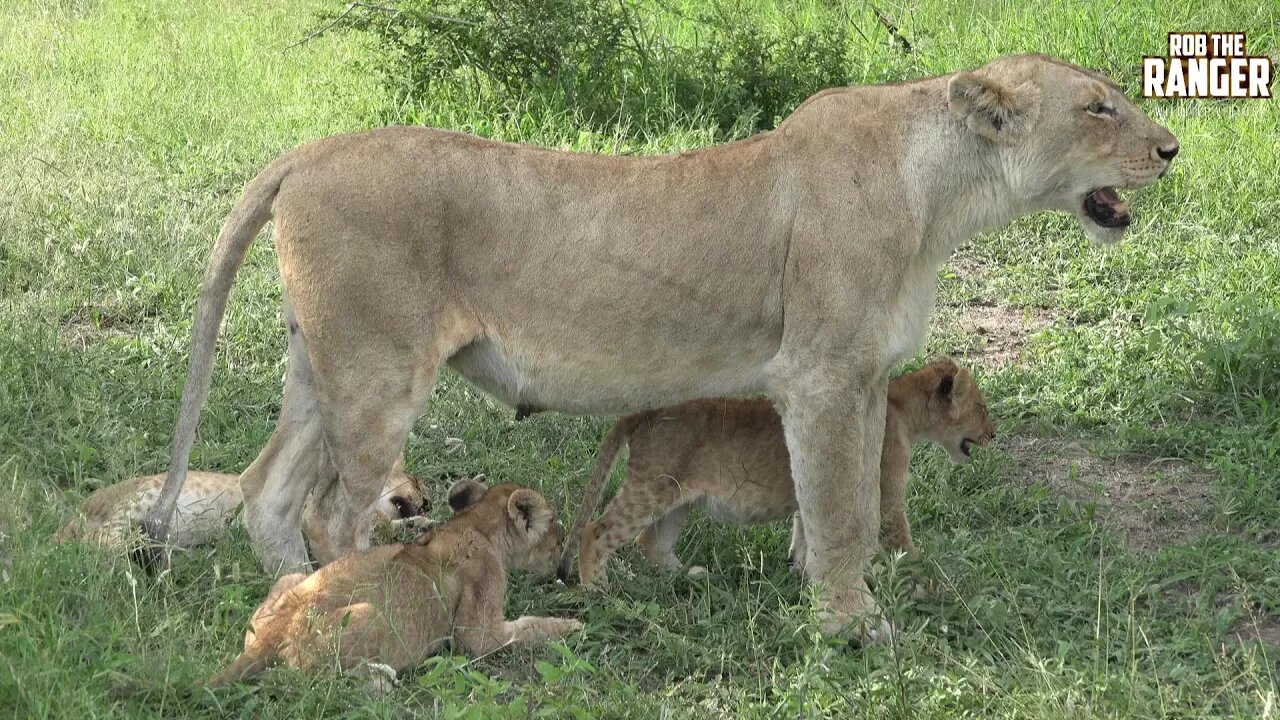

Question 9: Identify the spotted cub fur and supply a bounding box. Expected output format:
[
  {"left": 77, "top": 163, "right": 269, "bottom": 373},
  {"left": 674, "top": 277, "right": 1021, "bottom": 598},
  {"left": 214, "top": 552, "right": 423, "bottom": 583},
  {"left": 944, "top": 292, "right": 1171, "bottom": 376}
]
[
  {"left": 56, "top": 457, "right": 428, "bottom": 551},
  {"left": 559, "top": 358, "right": 995, "bottom": 585}
]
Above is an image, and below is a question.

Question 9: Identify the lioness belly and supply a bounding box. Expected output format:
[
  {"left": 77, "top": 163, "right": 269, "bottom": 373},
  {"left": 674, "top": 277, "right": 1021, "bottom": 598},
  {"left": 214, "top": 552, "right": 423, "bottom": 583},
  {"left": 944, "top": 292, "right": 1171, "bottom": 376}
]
[{"left": 447, "top": 336, "right": 774, "bottom": 415}]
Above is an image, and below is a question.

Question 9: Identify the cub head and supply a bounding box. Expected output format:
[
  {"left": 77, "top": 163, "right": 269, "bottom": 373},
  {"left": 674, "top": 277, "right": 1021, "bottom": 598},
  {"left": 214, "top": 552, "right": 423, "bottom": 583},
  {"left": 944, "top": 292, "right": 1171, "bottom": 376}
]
[
  {"left": 446, "top": 477, "right": 566, "bottom": 575},
  {"left": 913, "top": 358, "right": 995, "bottom": 464},
  {"left": 374, "top": 467, "right": 429, "bottom": 521},
  {"left": 947, "top": 54, "right": 1179, "bottom": 244}
]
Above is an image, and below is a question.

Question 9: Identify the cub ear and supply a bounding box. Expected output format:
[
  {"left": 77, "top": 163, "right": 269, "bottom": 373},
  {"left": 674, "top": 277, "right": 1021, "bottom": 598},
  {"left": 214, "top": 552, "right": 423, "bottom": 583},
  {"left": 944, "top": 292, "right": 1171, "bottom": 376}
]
[
  {"left": 446, "top": 475, "right": 488, "bottom": 513},
  {"left": 936, "top": 372, "right": 955, "bottom": 401},
  {"left": 506, "top": 488, "right": 553, "bottom": 541},
  {"left": 947, "top": 72, "right": 1040, "bottom": 142}
]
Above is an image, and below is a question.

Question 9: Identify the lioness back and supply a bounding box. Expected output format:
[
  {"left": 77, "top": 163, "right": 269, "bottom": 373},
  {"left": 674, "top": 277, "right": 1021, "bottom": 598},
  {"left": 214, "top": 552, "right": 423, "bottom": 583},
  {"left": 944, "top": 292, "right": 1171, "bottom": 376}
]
[{"left": 567, "top": 358, "right": 994, "bottom": 584}]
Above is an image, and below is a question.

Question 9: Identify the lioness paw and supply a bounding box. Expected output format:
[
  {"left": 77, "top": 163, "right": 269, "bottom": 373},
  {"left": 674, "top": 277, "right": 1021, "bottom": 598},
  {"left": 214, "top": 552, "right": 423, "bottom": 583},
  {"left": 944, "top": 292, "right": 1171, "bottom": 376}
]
[{"left": 817, "top": 596, "right": 894, "bottom": 646}]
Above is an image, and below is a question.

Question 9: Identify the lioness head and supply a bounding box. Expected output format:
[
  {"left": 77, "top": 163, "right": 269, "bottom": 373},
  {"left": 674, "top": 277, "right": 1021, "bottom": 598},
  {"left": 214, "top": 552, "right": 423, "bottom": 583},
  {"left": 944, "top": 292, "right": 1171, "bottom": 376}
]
[
  {"left": 915, "top": 358, "right": 995, "bottom": 464},
  {"left": 948, "top": 54, "right": 1179, "bottom": 243},
  {"left": 447, "top": 477, "right": 566, "bottom": 574}
]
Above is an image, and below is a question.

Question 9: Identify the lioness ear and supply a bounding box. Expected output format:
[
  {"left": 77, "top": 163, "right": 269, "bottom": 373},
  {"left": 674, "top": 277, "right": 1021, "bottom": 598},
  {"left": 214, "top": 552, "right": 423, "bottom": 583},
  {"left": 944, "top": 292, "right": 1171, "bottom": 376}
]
[
  {"left": 507, "top": 489, "right": 553, "bottom": 541},
  {"left": 447, "top": 476, "right": 488, "bottom": 513},
  {"left": 948, "top": 72, "right": 1040, "bottom": 142},
  {"left": 936, "top": 373, "right": 955, "bottom": 401}
]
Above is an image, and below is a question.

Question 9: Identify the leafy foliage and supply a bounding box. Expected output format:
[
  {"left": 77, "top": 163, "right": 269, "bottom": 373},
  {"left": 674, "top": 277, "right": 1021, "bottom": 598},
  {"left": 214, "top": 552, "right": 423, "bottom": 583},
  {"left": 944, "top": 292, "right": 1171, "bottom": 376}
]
[{"left": 333, "top": 0, "right": 858, "bottom": 138}]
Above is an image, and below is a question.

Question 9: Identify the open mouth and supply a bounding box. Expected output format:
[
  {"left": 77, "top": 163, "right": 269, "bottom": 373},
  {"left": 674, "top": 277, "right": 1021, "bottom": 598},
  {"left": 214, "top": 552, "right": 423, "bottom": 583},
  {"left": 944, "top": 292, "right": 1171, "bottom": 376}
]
[
  {"left": 960, "top": 438, "right": 976, "bottom": 458},
  {"left": 1083, "top": 187, "right": 1131, "bottom": 228}
]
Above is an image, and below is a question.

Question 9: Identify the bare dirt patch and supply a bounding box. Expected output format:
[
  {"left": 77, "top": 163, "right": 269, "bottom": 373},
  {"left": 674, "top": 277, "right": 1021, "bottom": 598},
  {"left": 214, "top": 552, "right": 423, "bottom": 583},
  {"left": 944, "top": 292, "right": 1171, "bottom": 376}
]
[
  {"left": 1232, "top": 615, "right": 1280, "bottom": 649},
  {"left": 58, "top": 303, "right": 143, "bottom": 349},
  {"left": 1001, "top": 437, "right": 1216, "bottom": 551},
  {"left": 941, "top": 302, "right": 1055, "bottom": 369}
]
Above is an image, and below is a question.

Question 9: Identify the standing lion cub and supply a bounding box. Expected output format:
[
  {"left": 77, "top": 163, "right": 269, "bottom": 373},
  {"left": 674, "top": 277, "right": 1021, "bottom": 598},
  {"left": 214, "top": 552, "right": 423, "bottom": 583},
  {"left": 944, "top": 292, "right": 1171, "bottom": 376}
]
[
  {"left": 560, "top": 359, "right": 995, "bottom": 584},
  {"left": 210, "top": 478, "right": 582, "bottom": 689},
  {"left": 55, "top": 457, "right": 428, "bottom": 551}
]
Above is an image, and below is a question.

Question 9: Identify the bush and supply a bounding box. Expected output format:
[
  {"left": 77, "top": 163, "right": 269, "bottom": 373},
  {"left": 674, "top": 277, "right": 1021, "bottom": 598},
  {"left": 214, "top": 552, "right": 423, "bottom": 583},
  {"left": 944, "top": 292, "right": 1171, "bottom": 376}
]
[{"left": 329, "top": 0, "right": 861, "bottom": 139}]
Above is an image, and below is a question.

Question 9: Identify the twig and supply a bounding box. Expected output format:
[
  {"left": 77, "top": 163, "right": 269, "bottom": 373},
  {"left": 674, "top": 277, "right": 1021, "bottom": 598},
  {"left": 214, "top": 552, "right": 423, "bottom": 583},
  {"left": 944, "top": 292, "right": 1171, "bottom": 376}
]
[
  {"left": 347, "top": 1, "right": 478, "bottom": 26},
  {"left": 870, "top": 4, "right": 913, "bottom": 54},
  {"left": 32, "top": 155, "right": 70, "bottom": 180},
  {"left": 282, "top": 1, "right": 478, "bottom": 53},
  {"left": 282, "top": 1, "right": 363, "bottom": 53}
]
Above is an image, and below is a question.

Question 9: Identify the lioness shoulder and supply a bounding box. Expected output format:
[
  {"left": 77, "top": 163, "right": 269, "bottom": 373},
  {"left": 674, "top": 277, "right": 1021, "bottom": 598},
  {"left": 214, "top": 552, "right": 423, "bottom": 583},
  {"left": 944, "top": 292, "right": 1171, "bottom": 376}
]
[{"left": 561, "top": 358, "right": 995, "bottom": 584}]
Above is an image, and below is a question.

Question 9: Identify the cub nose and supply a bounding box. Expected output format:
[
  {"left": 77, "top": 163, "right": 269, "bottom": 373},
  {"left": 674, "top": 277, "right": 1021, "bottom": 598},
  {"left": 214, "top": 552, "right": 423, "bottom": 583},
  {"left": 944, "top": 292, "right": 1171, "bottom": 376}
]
[{"left": 1156, "top": 144, "right": 1179, "bottom": 161}]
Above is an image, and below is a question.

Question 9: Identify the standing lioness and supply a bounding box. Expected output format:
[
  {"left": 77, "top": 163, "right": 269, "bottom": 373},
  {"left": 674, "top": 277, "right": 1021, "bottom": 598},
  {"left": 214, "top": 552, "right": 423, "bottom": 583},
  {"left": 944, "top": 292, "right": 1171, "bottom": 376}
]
[{"left": 147, "top": 54, "right": 1176, "bottom": 643}]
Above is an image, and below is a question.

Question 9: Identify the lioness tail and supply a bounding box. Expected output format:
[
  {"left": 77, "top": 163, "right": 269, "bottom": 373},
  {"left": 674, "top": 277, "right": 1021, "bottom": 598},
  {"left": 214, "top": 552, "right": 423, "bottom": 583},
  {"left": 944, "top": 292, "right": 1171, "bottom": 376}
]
[{"left": 140, "top": 156, "right": 294, "bottom": 561}]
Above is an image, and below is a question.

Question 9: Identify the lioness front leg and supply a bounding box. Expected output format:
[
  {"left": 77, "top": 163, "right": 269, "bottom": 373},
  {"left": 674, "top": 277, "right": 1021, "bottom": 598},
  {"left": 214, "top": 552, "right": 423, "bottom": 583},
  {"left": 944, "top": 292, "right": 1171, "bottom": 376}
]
[{"left": 778, "top": 375, "right": 891, "bottom": 644}]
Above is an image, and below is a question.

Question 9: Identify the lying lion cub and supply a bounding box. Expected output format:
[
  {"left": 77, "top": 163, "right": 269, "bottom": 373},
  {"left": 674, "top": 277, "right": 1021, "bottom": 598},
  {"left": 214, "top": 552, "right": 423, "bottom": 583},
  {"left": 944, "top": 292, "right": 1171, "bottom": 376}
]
[
  {"left": 55, "top": 457, "right": 428, "bottom": 550},
  {"left": 209, "top": 478, "right": 582, "bottom": 689},
  {"left": 561, "top": 358, "right": 995, "bottom": 585}
]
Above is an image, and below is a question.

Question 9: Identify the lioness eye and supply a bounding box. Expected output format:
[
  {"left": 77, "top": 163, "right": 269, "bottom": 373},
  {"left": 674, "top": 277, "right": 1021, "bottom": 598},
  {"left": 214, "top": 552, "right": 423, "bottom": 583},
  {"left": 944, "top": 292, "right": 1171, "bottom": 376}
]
[{"left": 1086, "top": 101, "right": 1115, "bottom": 116}]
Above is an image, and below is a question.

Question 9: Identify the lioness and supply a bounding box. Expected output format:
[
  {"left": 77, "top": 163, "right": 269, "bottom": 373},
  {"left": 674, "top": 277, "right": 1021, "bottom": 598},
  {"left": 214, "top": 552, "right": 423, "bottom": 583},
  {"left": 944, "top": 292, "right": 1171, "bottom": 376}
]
[
  {"left": 560, "top": 359, "right": 994, "bottom": 585},
  {"left": 56, "top": 459, "right": 427, "bottom": 550},
  {"left": 209, "top": 479, "right": 581, "bottom": 689},
  {"left": 147, "top": 54, "right": 1176, "bottom": 642}
]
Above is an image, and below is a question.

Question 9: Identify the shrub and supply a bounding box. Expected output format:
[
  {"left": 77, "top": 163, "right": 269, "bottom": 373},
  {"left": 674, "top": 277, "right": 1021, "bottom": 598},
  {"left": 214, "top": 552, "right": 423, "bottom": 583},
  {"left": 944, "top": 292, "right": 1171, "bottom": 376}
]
[{"left": 328, "top": 0, "right": 861, "bottom": 139}]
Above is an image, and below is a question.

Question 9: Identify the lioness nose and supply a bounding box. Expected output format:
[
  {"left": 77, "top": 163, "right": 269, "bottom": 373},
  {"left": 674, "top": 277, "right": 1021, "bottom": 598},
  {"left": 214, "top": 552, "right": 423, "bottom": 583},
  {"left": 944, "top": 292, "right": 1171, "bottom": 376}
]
[{"left": 1156, "top": 144, "right": 1179, "bottom": 161}]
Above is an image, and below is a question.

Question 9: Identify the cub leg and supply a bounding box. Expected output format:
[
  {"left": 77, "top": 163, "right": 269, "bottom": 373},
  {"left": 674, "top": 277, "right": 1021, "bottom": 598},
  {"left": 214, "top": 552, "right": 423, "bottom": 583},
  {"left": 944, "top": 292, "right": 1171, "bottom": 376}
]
[
  {"left": 452, "top": 582, "right": 583, "bottom": 656},
  {"left": 787, "top": 514, "right": 807, "bottom": 573},
  {"left": 579, "top": 474, "right": 700, "bottom": 586},
  {"left": 878, "top": 471, "right": 917, "bottom": 555},
  {"left": 637, "top": 503, "right": 693, "bottom": 571}
]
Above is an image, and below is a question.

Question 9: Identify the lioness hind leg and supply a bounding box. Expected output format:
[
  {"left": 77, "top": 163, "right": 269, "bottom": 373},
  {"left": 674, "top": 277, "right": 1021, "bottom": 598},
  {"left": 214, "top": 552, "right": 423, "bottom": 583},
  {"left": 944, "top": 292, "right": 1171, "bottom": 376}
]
[
  {"left": 241, "top": 303, "right": 324, "bottom": 574},
  {"left": 580, "top": 475, "right": 697, "bottom": 585},
  {"left": 307, "top": 348, "right": 442, "bottom": 561},
  {"left": 637, "top": 503, "right": 692, "bottom": 571}
]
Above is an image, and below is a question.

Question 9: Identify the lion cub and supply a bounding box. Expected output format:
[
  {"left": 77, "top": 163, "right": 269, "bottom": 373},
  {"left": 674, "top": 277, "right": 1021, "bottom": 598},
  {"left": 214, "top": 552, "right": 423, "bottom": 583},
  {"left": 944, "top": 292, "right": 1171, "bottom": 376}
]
[
  {"left": 55, "top": 457, "right": 428, "bottom": 550},
  {"left": 561, "top": 358, "right": 995, "bottom": 585},
  {"left": 210, "top": 478, "right": 582, "bottom": 688}
]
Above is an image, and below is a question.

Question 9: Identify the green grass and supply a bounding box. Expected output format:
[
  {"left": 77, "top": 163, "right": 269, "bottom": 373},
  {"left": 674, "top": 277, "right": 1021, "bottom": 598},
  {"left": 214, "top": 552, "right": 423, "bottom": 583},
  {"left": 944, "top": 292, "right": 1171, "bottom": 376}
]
[{"left": 2, "top": 0, "right": 1278, "bottom": 717}]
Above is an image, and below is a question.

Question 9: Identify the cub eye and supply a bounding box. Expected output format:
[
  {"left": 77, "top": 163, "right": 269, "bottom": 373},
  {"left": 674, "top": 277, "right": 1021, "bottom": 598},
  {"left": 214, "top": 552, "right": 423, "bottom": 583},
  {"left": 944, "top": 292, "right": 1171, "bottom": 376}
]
[{"left": 1086, "top": 101, "right": 1116, "bottom": 117}]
